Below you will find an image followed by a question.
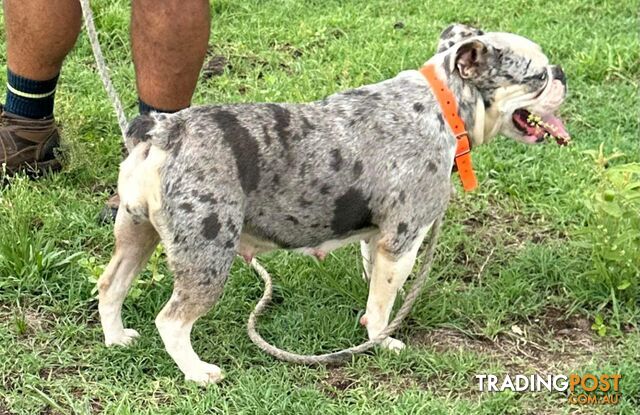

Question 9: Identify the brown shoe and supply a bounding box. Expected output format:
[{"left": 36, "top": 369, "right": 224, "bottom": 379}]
[{"left": 0, "top": 104, "right": 61, "bottom": 176}]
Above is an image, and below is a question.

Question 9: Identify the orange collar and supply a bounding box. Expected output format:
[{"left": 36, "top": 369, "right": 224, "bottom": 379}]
[{"left": 419, "top": 64, "right": 478, "bottom": 192}]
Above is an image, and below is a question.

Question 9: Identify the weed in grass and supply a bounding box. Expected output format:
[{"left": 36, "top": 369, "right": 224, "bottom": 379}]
[{"left": 577, "top": 152, "right": 640, "bottom": 333}]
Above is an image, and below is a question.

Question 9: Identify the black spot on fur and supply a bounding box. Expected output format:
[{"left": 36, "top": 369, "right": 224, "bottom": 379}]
[
  {"left": 225, "top": 240, "right": 235, "bottom": 249},
  {"left": 202, "top": 213, "right": 221, "bottom": 240},
  {"left": 268, "top": 104, "right": 292, "bottom": 150},
  {"left": 427, "top": 161, "right": 438, "bottom": 173},
  {"left": 353, "top": 160, "right": 363, "bottom": 178},
  {"left": 444, "top": 54, "right": 453, "bottom": 74},
  {"left": 226, "top": 218, "right": 237, "bottom": 233},
  {"left": 370, "top": 92, "right": 381, "bottom": 101},
  {"left": 298, "top": 196, "right": 313, "bottom": 208},
  {"left": 125, "top": 115, "right": 155, "bottom": 145},
  {"left": 330, "top": 149, "right": 343, "bottom": 171},
  {"left": 320, "top": 184, "right": 331, "bottom": 195},
  {"left": 262, "top": 125, "right": 273, "bottom": 146},
  {"left": 436, "top": 113, "right": 445, "bottom": 127},
  {"left": 331, "top": 188, "right": 372, "bottom": 234},
  {"left": 413, "top": 102, "right": 425, "bottom": 113},
  {"left": 397, "top": 222, "right": 408, "bottom": 234},
  {"left": 354, "top": 108, "right": 367, "bottom": 119},
  {"left": 273, "top": 174, "right": 280, "bottom": 186},
  {"left": 198, "top": 194, "right": 217, "bottom": 204},
  {"left": 440, "top": 25, "right": 455, "bottom": 40},
  {"left": 399, "top": 191, "right": 406, "bottom": 204},
  {"left": 285, "top": 215, "right": 299, "bottom": 225},
  {"left": 344, "top": 89, "right": 369, "bottom": 96},
  {"left": 178, "top": 202, "right": 194, "bottom": 212},
  {"left": 301, "top": 116, "right": 315, "bottom": 136},
  {"left": 211, "top": 110, "right": 260, "bottom": 193},
  {"left": 167, "top": 121, "right": 185, "bottom": 154}
]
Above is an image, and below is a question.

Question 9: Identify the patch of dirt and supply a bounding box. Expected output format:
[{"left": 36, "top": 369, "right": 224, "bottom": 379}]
[
  {"left": 319, "top": 366, "right": 419, "bottom": 399},
  {"left": 202, "top": 55, "right": 229, "bottom": 79},
  {"left": 320, "top": 368, "right": 357, "bottom": 398},
  {"left": 273, "top": 42, "right": 304, "bottom": 59},
  {"left": 89, "top": 398, "right": 103, "bottom": 415},
  {"left": 410, "top": 306, "right": 602, "bottom": 376},
  {"left": 0, "top": 400, "right": 16, "bottom": 415},
  {"left": 0, "top": 305, "right": 57, "bottom": 337},
  {"left": 203, "top": 45, "right": 296, "bottom": 81},
  {"left": 447, "top": 198, "right": 569, "bottom": 281},
  {"left": 38, "top": 366, "right": 84, "bottom": 382},
  {"left": 459, "top": 200, "right": 568, "bottom": 247}
]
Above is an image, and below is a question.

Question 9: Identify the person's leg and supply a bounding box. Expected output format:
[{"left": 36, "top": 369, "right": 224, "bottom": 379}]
[
  {"left": 1, "top": 0, "right": 81, "bottom": 175},
  {"left": 99, "top": 0, "right": 210, "bottom": 222},
  {"left": 131, "top": 0, "right": 210, "bottom": 113}
]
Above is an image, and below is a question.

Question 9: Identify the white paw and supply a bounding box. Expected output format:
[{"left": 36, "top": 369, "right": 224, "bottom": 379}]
[
  {"left": 105, "top": 328, "right": 140, "bottom": 347},
  {"left": 184, "top": 362, "right": 224, "bottom": 385},
  {"left": 380, "top": 337, "right": 406, "bottom": 353}
]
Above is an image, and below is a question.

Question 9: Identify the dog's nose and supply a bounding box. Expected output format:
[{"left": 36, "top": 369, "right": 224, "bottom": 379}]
[{"left": 551, "top": 66, "right": 566, "bottom": 86}]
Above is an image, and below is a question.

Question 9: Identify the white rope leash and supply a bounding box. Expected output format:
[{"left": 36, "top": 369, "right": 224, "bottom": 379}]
[
  {"left": 79, "top": 0, "right": 443, "bottom": 365},
  {"left": 247, "top": 217, "right": 443, "bottom": 364},
  {"left": 79, "top": 0, "right": 128, "bottom": 140}
]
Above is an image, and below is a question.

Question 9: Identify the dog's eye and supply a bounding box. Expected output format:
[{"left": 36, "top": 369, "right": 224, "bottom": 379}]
[{"left": 537, "top": 71, "right": 548, "bottom": 81}]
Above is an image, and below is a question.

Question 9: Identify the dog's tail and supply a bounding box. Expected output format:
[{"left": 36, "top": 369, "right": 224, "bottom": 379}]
[{"left": 124, "top": 113, "right": 184, "bottom": 153}]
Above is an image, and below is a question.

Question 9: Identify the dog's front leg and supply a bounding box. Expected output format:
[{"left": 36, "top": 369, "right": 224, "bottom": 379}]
[{"left": 363, "top": 223, "right": 431, "bottom": 351}]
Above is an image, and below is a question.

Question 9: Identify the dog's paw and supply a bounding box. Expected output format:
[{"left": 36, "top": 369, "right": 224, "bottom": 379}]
[
  {"left": 184, "top": 362, "right": 224, "bottom": 385},
  {"left": 380, "top": 337, "right": 406, "bottom": 353},
  {"left": 105, "top": 328, "right": 140, "bottom": 347}
]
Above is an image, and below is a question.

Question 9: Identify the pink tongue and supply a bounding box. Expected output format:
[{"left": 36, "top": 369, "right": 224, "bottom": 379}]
[{"left": 542, "top": 115, "right": 570, "bottom": 139}]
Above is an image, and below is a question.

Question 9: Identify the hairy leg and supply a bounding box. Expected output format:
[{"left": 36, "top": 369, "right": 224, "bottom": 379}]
[
  {"left": 131, "top": 0, "right": 210, "bottom": 111},
  {"left": 4, "top": 0, "right": 81, "bottom": 80}
]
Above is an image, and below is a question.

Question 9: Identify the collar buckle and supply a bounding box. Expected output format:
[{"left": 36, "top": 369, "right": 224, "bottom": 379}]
[{"left": 420, "top": 64, "right": 478, "bottom": 192}]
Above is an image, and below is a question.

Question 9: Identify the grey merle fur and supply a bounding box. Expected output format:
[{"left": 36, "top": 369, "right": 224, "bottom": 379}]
[{"left": 103, "top": 23, "right": 568, "bottom": 381}]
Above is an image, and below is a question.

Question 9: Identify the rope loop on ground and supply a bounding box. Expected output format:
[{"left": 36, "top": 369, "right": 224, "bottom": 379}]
[{"left": 247, "top": 216, "right": 443, "bottom": 365}]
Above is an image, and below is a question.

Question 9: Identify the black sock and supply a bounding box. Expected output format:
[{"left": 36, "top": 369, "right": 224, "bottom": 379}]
[
  {"left": 138, "top": 99, "right": 183, "bottom": 115},
  {"left": 5, "top": 70, "right": 58, "bottom": 119}
]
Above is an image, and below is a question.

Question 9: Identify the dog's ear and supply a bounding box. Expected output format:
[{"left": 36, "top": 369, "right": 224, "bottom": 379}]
[
  {"left": 437, "top": 23, "right": 484, "bottom": 53},
  {"left": 454, "top": 39, "right": 494, "bottom": 80}
]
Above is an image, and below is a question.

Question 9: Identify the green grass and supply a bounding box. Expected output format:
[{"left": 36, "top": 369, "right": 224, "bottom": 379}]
[{"left": 1, "top": 0, "right": 639, "bottom": 413}]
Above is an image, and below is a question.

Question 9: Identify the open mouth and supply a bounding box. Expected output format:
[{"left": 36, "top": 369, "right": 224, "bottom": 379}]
[{"left": 512, "top": 109, "right": 570, "bottom": 145}]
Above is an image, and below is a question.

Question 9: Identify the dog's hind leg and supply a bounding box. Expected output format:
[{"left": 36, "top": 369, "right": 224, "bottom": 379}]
[
  {"left": 98, "top": 210, "right": 159, "bottom": 346},
  {"left": 363, "top": 222, "right": 432, "bottom": 351},
  {"left": 154, "top": 192, "right": 243, "bottom": 385}
]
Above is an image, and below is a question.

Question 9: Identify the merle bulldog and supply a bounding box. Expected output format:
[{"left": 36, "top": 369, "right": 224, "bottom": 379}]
[{"left": 97, "top": 24, "right": 569, "bottom": 384}]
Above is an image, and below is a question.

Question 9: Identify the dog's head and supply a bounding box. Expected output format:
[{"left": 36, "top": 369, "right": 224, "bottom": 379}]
[{"left": 436, "top": 24, "right": 569, "bottom": 145}]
